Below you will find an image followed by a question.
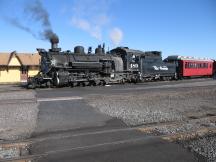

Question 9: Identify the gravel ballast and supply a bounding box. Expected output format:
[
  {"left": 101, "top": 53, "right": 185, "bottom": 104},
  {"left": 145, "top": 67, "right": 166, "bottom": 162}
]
[
  {"left": 0, "top": 90, "right": 38, "bottom": 140},
  {"left": 181, "top": 135, "right": 216, "bottom": 162},
  {"left": 87, "top": 87, "right": 216, "bottom": 126}
]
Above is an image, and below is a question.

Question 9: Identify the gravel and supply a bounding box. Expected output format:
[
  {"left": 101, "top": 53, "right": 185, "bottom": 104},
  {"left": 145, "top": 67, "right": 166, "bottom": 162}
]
[
  {"left": 86, "top": 86, "right": 216, "bottom": 162},
  {"left": 0, "top": 147, "right": 20, "bottom": 159},
  {"left": 0, "top": 90, "right": 38, "bottom": 140},
  {"left": 181, "top": 135, "right": 216, "bottom": 162},
  {"left": 154, "top": 118, "right": 216, "bottom": 135},
  {"left": 86, "top": 87, "right": 216, "bottom": 126}
]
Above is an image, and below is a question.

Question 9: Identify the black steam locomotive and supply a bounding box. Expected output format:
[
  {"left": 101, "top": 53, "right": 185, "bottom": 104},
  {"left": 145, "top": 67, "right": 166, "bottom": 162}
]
[{"left": 27, "top": 36, "right": 177, "bottom": 88}]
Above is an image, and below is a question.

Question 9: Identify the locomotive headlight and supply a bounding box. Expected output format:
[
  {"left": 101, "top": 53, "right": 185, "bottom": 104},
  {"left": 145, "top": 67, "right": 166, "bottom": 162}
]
[{"left": 130, "top": 63, "right": 138, "bottom": 68}]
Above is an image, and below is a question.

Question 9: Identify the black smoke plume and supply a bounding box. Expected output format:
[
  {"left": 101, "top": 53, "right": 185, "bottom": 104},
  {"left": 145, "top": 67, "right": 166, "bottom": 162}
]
[
  {"left": 4, "top": 17, "right": 36, "bottom": 37},
  {"left": 24, "top": 0, "right": 57, "bottom": 40},
  {"left": 2, "top": 0, "right": 57, "bottom": 41}
]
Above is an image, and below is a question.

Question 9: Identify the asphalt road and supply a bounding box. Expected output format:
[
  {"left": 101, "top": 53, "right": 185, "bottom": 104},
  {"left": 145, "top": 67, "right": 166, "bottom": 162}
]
[
  {"left": 31, "top": 79, "right": 216, "bottom": 162},
  {"left": 36, "top": 136, "right": 197, "bottom": 162}
]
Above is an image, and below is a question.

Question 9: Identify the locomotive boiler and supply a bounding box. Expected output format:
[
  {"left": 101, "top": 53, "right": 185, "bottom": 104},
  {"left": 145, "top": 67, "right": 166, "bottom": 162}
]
[{"left": 27, "top": 36, "right": 125, "bottom": 88}]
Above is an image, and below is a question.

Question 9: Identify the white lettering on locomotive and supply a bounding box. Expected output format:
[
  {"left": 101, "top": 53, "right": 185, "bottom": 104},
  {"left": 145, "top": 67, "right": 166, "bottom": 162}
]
[
  {"left": 153, "top": 66, "right": 168, "bottom": 70},
  {"left": 130, "top": 63, "right": 139, "bottom": 68}
]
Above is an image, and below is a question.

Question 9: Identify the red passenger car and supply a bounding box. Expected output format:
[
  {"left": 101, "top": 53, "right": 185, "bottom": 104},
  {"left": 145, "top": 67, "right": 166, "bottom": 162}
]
[{"left": 165, "top": 55, "right": 214, "bottom": 78}]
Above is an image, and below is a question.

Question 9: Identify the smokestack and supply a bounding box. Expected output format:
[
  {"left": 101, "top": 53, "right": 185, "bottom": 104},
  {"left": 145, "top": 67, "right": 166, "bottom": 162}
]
[
  {"left": 50, "top": 35, "right": 59, "bottom": 49},
  {"left": 49, "top": 34, "right": 61, "bottom": 52}
]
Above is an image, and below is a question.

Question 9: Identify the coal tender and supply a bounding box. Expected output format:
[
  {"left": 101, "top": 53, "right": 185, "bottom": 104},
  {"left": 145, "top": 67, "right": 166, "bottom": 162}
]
[{"left": 110, "top": 47, "right": 177, "bottom": 81}]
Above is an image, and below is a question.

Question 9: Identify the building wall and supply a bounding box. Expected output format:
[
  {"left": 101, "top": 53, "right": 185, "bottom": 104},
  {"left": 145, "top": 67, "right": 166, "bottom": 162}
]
[
  {"left": 0, "top": 67, "right": 21, "bottom": 83},
  {"left": 0, "top": 66, "right": 40, "bottom": 83},
  {"left": 9, "top": 56, "right": 21, "bottom": 66},
  {"left": 0, "top": 56, "right": 21, "bottom": 83}
]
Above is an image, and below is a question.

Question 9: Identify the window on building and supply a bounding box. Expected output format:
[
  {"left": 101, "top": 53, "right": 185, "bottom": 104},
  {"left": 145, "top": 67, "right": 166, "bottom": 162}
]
[{"left": 21, "top": 66, "right": 28, "bottom": 74}]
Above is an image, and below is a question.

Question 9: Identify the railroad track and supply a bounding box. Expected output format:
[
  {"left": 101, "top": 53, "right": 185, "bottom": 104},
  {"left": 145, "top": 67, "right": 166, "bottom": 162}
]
[{"left": 1, "top": 113, "right": 216, "bottom": 162}]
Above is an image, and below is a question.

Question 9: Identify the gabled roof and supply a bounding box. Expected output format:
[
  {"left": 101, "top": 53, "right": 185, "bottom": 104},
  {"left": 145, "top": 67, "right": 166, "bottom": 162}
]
[
  {"left": 0, "top": 52, "right": 11, "bottom": 65},
  {"left": 0, "top": 52, "right": 40, "bottom": 66},
  {"left": 16, "top": 53, "right": 40, "bottom": 66}
]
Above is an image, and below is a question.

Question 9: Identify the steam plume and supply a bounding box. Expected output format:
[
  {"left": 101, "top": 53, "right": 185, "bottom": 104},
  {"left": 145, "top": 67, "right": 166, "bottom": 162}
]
[
  {"left": 109, "top": 27, "right": 123, "bottom": 45},
  {"left": 70, "top": 0, "right": 124, "bottom": 44}
]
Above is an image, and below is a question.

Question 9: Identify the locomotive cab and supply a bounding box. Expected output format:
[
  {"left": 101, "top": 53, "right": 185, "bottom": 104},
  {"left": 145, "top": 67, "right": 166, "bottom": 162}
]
[{"left": 110, "top": 47, "right": 141, "bottom": 72}]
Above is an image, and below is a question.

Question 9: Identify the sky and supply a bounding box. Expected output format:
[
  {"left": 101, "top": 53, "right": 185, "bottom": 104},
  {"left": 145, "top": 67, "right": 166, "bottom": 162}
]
[{"left": 0, "top": 0, "right": 215, "bottom": 59}]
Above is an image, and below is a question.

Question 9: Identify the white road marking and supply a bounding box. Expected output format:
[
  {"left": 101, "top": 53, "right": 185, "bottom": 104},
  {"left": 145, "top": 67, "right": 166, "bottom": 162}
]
[{"left": 37, "top": 96, "right": 83, "bottom": 102}]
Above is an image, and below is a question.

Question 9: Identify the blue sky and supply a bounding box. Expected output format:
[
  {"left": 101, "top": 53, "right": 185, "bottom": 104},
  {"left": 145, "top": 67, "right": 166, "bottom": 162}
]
[{"left": 0, "top": 0, "right": 215, "bottom": 59}]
